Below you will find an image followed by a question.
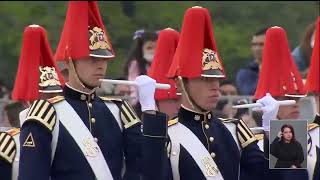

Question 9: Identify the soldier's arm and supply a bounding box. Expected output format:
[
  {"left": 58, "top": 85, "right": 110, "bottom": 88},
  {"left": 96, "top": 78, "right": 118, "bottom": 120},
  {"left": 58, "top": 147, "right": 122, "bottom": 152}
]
[
  {"left": 236, "top": 119, "right": 269, "bottom": 177},
  {"left": 141, "top": 111, "right": 168, "bottom": 180},
  {"left": 18, "top": 100, "right": 55, "bottom": 180},
  {"left": 0, "top": 131, "right": 17, "bottom": 180}
]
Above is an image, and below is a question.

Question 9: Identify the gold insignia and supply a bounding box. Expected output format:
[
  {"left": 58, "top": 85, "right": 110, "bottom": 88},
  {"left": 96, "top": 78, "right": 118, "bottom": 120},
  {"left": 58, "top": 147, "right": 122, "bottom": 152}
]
[
  {"left": 48, "top": 95, "right": 65, "bottom": 104},
  {"left": 23, "top": 133, "right": 35, "bottom": 147},
  {"left": 236, "top": 119, "right": 256, "bottom": 148},
  {"left": 39, "top": 66, "right": 61, "bottom": 88},
  {"left": 25, "top": 100, "right": 56, "bottom": 132},
  {"left": 168, "top": 118, "right": 178, "bottom": 127},
  {"left": 89, "top": 27, "right": 111, "bottom": 51},
  {"left": 0, "top": 132, "right": 17, "bottom": 163},
  {"left": 202, "top": 48, "right": 222, "bottom": 71},
  {"left": 308, "top": 123, "right": 319, "bottom": 131},
  {"left": 120, "top": 100, "right": 141, "bottom": 129},
  {"left": 83, "top": 138, "right": 100, "bottom": 157},
  {"left": 254, "top": 133, "right": 264, "bottom": 141},
  {"left": 99, "top": 96, "right": 123, "bottom": 102},
  {"left": 202, "top": 155, "right": 219, "bottom": 177},
  {"left": 194, "top": 115, "right": 201, "bottom": 121}
]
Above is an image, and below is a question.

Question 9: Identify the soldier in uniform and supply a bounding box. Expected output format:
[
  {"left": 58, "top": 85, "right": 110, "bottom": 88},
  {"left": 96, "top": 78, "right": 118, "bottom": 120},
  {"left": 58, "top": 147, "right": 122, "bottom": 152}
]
[
  {"left": 254, "top": 26, "right": 309, "bottom": 180},
  {"left": 160, "top": 6, "right": 272, "bottom": 180},
  {"left": 18, "top": 1, "right": 167, "bottom": 180},
  {"left": 148, "top": 28, "right": 180, "bottom": 119},
  {"left": 0, "top": 24, "right": 64, "bottom": 180},
  {"left": 304, "top": 17, "right": 319, "bottom": 180}
]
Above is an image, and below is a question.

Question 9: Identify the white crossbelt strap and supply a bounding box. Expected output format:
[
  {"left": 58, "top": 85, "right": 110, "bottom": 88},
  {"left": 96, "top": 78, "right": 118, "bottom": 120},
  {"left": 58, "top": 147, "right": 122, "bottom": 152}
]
[
  {"left": 307, "top": 127, "right": 319, "bottom": 180},
  {"left": 54, "top": 100, "right": 114, "bottom": 180},
  {"left": 104, "top": 102, "right": 123, "bottom": 132},
  {"left": 19, "top": 108, "right": 29, "bottom": 127},
  {"left": 168, "top": 122, "right": 224, "bottom": 180},
  {"left": 11, "top": 134, "right": 20, "bottom": 180}
]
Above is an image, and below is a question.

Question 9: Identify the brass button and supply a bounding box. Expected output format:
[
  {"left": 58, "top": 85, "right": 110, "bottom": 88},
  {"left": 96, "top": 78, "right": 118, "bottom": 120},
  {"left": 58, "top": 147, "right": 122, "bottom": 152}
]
[
  {"left": 91, "top": 118, "right": 96, "bottom": 123},
  {"left": 81, "top": 94, "right": 86, "bottom": 101},
  {"left": 209, "top": 137, "right": 214, "bottom": 142},
  {"left": 208, "top": 113, "right": 212, "bottom": 119},
  {"left": 211, "top": 152, "right": 216, "bottom": 158},
  {"left": 205, "top": 124, "right": 209, "bottom": 129},
  {"left": 91, "top": 94, "right": 95, "bottom": 100},
  {"left": 88, "top": 103, "right": 92, "bottom": 108},
  {"left": 194, "top": 115, "right": 200, "bottom": 121}
]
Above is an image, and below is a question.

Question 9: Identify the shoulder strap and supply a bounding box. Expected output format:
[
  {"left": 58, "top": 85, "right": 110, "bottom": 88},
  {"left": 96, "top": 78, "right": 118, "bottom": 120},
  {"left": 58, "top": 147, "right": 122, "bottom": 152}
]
[
  {"left": 53, "top": 100, "right": 114, "bottom": 180},
  {"left": 307, "top": 126, "right": 319, "bottom": 180},
  {"left": 168, "top": 122, "right": 224, "bottom": 180}
]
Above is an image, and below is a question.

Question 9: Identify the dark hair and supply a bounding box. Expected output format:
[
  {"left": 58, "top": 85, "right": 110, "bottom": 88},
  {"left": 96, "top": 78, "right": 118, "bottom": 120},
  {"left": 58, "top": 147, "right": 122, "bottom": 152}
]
[
  {"left": 4, "top": 101, "right": 25, "bottom": 127},
  {"left": 220, "top": 80, "right": 234, "bottom": 87},
  {"left": 300, "top": 22, "right": 316, "bottom": 67},
  {"left": 254, "top": 27, "right": 268, "bottom": 36},
  {"left": 280, "top": 124, "right": 296, "bottom": 142},
  {"left": 124, "top": 30, "right": 158, "bottom": 76}
]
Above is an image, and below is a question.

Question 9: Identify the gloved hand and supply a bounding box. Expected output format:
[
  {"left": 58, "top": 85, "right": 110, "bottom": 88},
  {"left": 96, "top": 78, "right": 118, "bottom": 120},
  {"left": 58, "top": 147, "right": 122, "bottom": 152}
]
[
  {"left": 253, "top": 93, "right": 279, "bottom": 132},
  {"left": 135, "top": 75, "right": 156, "bottom": 112}
]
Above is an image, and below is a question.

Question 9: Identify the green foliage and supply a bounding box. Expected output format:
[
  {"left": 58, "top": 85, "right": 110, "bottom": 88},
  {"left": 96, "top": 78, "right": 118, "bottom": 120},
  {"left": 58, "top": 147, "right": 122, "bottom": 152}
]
[{"left": 0, "top": 1, "right": 318, "bottom": 88}]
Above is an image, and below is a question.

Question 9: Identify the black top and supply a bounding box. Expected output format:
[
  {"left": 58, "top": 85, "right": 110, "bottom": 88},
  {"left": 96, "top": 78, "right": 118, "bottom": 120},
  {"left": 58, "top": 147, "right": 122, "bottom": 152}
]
[{"left": 270, "top": 137, "right": 304, "bottom": 168}]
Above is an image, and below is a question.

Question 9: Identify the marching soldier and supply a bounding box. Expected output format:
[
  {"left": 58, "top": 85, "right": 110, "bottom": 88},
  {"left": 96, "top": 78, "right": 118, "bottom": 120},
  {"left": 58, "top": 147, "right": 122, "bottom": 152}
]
[
  {"left": 254, "top": 26, "right": 309, "bottom": 179},
  {"left": 304, "top": 17, "right": 319, "bottom": 180},
  {"left": 148, "top": 28, "right": 180, "bottom": 119},
  {"left": 18, "top": 1, "right": 167, "bottom": 180},
  {"left": 0, "top": 24, "right": 64, "bottom": 180},
  {"left": 161, "top": 6, "right": 271, "bottom": 180}
]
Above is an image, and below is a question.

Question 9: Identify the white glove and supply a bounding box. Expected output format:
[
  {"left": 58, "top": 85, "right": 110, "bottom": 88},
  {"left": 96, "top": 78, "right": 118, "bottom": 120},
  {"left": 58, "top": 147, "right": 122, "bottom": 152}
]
[
  {"left": 135, "top": 75, "right": 156, "bottom": 112},
  {"left": 253, "top": 93, "right": 279, "bottom": 132}
]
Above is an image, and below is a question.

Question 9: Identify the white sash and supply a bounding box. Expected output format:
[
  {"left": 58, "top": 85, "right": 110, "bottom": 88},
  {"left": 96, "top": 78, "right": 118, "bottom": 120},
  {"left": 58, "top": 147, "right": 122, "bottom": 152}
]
[
  {"left": 168, "top": 122, "right": 224, "bottom": 180},
  {"left": 54, "top": 100, "right": 114, "bottom": 180},
  {"left": 307, "top": 127, "right": 319, "bottom": 180},
  {"left": 11, "top": 134, "right": 20, "bottom": 180}
]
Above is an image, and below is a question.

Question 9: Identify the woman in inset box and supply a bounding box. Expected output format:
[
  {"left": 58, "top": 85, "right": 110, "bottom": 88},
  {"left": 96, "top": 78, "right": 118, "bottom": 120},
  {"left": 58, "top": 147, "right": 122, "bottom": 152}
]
[{"left": 271, "top": 124, "right": 304, "bottom": 168}]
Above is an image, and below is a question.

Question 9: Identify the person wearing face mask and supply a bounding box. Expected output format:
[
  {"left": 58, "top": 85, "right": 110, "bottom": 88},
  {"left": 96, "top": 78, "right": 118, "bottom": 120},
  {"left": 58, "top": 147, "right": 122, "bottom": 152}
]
[{"left": 125, "top": 30, "right": 158, "bottom": 117}]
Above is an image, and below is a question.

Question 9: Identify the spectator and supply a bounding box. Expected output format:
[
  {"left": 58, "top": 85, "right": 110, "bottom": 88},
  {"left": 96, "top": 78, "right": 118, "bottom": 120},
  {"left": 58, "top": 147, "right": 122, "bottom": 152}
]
[
  {"left": 291, "top": 21, "right": 316, "bottom": 77},
  {"left": 219, "top": 79, "right": 238, "bottom": 96},
  {"left": 124, "top": 29, "right": 158, "bottom": 112},
  {"left": 3, "top": 101, "right": 24, "bottom": 127},
  {"left": 236, "top": 27, "right": 268, "bottom": 95}
]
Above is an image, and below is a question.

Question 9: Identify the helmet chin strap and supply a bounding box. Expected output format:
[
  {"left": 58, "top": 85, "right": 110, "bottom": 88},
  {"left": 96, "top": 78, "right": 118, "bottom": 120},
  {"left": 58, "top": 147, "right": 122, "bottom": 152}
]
[
  {"left": 68, "top": 58, "right": 97, "bottom": 91},
  {"left": 178, "top": 76, "right": 207, "bottom": 113}
]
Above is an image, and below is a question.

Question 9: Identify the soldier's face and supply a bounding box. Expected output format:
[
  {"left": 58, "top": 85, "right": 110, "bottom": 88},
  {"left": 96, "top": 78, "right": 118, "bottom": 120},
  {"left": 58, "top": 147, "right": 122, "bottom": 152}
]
[
  {"left": 74, "top": 57, "right": 108, "bottom": 87},
  {"left": 186, "top": 77, "right": 220, "bottom": 111},
  {"left": 277, "top": 97, "right": 301, "bottom": 120}
]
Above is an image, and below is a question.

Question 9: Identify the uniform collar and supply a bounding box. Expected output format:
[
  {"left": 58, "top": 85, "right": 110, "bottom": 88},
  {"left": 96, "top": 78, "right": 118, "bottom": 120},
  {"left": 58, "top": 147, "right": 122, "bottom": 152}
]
[
  {"left": 179, "top": 105, "right": 213, "bottom": 123},
  {"left": 64, "top": 83, "right": 97, "bottom": 102}
]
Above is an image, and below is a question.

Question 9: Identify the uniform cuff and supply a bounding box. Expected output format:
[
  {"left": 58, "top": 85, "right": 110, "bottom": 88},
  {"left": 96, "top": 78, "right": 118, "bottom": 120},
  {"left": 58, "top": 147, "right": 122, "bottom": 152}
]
[{"left": 142, "top": 111, "right": 168, "bottom": 138}]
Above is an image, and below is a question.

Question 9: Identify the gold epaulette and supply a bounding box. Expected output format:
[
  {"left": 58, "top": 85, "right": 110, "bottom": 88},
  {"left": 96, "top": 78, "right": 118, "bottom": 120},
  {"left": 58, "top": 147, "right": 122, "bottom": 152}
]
[
  {"left": 218, "top": 117, "right": 239, "bottom": 123},
  {"left": 236, "top": 119, "right": 256, "bottom": 148},
  {"left": 25, "top": 99, "right": 56, "bottom": 132},
  {"left": 254, "top": 133, "right": 264, "bottom": 141},
  {"left": 6, "top": 128, "right": 20, "bottom": 137},
  {"left": 168, "top": 118, "right": 178, "bottom": 127},
  {"left": 47, "top": 95, "right": 65, "bottom": 104},
  {"left": 119, "top": 100, "right": 140, "bottom": 129},
  {"left": 99, "top": 96, "right": 123, "bottom": 102},
  {"left": 0, "top": 131, "right": 17, "bottom": 163},
  {"left": 308, "top": 123, "right": 319, "bottom": 131}
]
